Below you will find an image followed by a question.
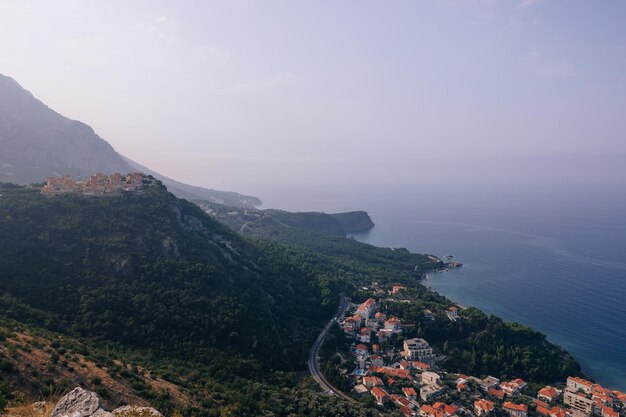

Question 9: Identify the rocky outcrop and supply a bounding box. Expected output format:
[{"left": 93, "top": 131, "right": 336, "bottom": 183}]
[
  {"left": 329, "top": 211, "right": 375, "bottom": 233},
  {"left": 49, "top": 387, "right": 158, "bottom": 417},
  {"left": 50, "top": 387, "right": 102, "bottom": 417}
]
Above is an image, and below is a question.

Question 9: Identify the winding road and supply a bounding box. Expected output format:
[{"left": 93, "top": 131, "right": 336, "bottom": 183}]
[{"left": 307, "top": 294, "right": 355, "bottom": 402}]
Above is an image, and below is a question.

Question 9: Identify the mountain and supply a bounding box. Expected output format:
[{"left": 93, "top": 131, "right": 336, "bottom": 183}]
[{"left": 0, "top": 74, "right": 260, "bottom": 208}]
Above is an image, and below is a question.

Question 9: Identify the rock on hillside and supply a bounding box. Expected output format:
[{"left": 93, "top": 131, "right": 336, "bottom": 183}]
[
  {"left": 49, "top": 387, "right": 111, "bottom": 417},
  {"left": 46, "top": 387, "right": 161, "bottom": 417}
]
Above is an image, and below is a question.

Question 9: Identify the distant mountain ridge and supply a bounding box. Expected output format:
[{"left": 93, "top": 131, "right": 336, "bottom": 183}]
[{"left": 0, "top": 73, "right": 260, "bottom": 207}]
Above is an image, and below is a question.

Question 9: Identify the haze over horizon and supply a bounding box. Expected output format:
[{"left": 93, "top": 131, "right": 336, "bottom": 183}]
[{"left": 1, "top": 0, "right": 626, "bottom": 199}]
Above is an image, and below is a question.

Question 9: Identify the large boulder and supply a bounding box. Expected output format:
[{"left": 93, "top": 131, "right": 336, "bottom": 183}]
[
  {"left": 51, "top": 387, "right": 101, "bottom": 417},
  {"left": 112, "top": 406, "right": 163, "bottom": 416},
  {"left": 50, "top": 387, "right": 108, "bottom": 417}
]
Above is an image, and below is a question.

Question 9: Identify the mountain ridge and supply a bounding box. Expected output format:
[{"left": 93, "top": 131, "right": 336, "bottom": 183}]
[{"left": 0, "top": 73, "right": 260, "bottom": 208}]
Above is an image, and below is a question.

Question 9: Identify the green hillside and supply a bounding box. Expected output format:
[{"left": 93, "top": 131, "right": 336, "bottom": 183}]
[{"left": 0, "top": 181, "right": 582, "bottom": 416}]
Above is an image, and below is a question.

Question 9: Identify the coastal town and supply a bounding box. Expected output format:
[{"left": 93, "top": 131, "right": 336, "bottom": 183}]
[
  {"left": 325, "top": 286, "right": 626, "bottom": 417},
  {"left": 41, "top": 172, "right": 148, "bottom": 196}
]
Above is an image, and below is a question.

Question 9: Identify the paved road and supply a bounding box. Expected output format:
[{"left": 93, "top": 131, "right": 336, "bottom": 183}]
[{"left": 308, "top": 294, "right": 355, "bottom": 402}]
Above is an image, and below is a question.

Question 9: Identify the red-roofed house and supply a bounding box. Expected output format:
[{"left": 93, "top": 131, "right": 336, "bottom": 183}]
[
  {"left": 475, "top": 399, "right": 495, "bottom": 416},
  {"left": 537, "top": 406, "right": 552, "bottom": 416},
  {"left": 400, "top": 405, "right": 417, "bottom": 417},
  {"left": 355, "top": 343, "right": 368, "bottom": 356},
  {"left": 503, "top": 402, "right": 528, "bottom": 417},
  {"left": 501, "top": 379, "right": 527, "bottom": 396},
  {"left": 403, "top": 387, "right": 418, "bottom": 400},
  {"left": 567, "top": 377, "right": 594, "bottom": 394},
  {"left": 489, "top": 388, "right": 505, "bottom": 400},
  {"left": 371, "top": 387, "right": 390, "bottom": 405},
  {"left": 363, "top": 376, "right": 384, "bottom": 388},
  {"left": 602, "top": 407, "right": 619, "bottom": 417},
  {"left": 370, "top": 354, "right": 384, "bottom": 367},
  {"left": 538, "top": 387, "right": 561, "bottom": 402},
  {"left": 549, "top": 406, "right": 572, "bottom": 417},
  {"left": 420, "top": 404, "right": 447, "bottom": 417},
  {"left": 391, "top": 394, "right": 413, "bottom": 408},
  {"left": 384, "top": 317, "right": 403, "bottom": 333},
  {"left": 357, "top": 298, "right": 378, "bottom": 318}
]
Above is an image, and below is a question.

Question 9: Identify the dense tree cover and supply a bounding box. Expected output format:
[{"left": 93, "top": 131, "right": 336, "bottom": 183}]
[
  {"left": 0, "top": 182, "right": 583, "bottom": 415},
  {"left": 0, "top": 183, "right": 338, "bottom": 414},
  {"left": 202, "top": 202, "right": 442, "bottom": 287}
]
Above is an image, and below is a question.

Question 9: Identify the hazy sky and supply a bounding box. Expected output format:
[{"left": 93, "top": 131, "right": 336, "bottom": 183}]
[{"left": 1, "top": 0, "right": 625, "bottom": 196}]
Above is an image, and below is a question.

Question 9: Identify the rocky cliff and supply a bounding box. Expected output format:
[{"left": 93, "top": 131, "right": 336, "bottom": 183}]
[{"left": 329, "top": 211, "right": 375, "bottom": 233}]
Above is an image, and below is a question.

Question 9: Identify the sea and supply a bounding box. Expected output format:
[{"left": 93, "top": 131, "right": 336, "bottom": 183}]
[{"left": 259, "top": 183, "right": 626, "bottom": 391}]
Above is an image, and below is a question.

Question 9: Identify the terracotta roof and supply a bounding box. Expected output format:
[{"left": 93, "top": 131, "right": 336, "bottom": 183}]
[
  {"left": 371, "top": 387, "right": 389, "bottom": 398},
  {"left": 489, "top": 388, "right": 506, "bottom": 399},
  {"left": 358, "top": 298, "right": 376, "bottom": 311},
  {"left": 539, "top": 387, "right": 559, "bottom": 399},
  {"left": 504, "top": 402, "right": 528, "bottom": 412},
  {"left": 568, "top": 376, "right": 594, "bottom": 387},
  {"left": 394, "top": 395, "right": 412, "bottom": 407},
  {"left": 400, "top": 406, "right": 414, "bottom": 417},
  {"left": 537, "top": 406, "right": 551, "bottom": 416},
  {"left": 475, "top": 399, "right": 495, "bottom": 412},
  {"left": 602, "top": 407, "right": 618, "bottom": 417},
  {"left": 403, "top": 387, "right": 417, "bottom": 396},
  {"left": 356, "top": 343, "right": 367, "bottom": 350},
  {"left": 373, "top": 366, "right": 411, "bottom": 379},
  {"left": 549, "top": 406, "right": 569, "bottom": 417}
]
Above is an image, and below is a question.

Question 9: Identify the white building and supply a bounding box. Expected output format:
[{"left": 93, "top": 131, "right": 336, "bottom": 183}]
[{"left": 403, "top": 338, "right": 436, "bottom": 364}]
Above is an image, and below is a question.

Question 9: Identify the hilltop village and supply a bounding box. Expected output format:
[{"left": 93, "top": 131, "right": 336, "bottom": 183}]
[
  {"left": 331, "top": 287, "right": 626, "bottom": 417},
  {"left": 41, "top": 172, "right": 148, "bottom": 196}
]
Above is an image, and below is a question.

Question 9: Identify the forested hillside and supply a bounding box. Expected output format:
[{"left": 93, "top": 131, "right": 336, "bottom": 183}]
[{"left": 0, "top": 181, "right": 583, "bottom": 416}]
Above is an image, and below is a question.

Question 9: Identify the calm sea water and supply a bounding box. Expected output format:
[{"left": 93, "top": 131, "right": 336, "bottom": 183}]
[{"left": 260, "top": 184, "right": 626, "bottom": 391}]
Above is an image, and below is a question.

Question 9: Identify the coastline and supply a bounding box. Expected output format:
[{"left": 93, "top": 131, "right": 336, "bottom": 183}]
[{"left": 350, "top": 212, "right": 626, "bottom": 392}]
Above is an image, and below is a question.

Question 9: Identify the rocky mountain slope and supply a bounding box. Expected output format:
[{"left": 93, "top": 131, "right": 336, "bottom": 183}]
[{"left": 0, "top": 74, "right": 259, "bottom": 207}]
